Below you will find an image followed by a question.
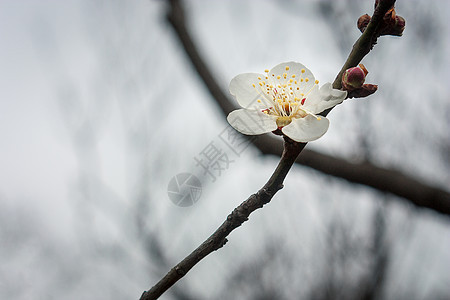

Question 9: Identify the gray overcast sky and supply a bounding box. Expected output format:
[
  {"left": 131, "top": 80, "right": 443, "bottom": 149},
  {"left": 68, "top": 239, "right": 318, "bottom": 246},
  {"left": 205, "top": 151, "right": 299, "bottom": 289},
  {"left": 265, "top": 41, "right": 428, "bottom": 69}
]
[{"left": 0, "top": 1, "right": 449, "bottom": 299}]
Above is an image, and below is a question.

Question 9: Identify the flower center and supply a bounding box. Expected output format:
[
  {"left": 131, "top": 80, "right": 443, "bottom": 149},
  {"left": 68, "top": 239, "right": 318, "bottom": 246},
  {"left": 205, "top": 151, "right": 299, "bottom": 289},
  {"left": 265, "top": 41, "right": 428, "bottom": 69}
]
[
  {"left": 276, "top": 116, "right": 292, "bottom": 128},
  {"left": 253, "top": 65, "right": 320, "bottom": 128}
]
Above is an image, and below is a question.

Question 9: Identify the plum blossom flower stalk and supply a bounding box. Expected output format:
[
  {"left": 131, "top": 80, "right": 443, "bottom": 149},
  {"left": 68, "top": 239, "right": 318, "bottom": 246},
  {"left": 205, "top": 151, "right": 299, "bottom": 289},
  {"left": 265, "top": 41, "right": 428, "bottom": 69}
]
[{"left": 227, "top": 62, "right": 347, "bottom": 142}]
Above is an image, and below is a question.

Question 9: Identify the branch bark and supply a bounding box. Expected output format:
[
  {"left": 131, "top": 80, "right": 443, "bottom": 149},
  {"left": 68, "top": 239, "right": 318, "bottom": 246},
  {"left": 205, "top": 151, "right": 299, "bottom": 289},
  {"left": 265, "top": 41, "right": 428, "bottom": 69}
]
[
  {"left": 165, "top": 0, "right": 450, "bottom": 217},
  {"left": 141, "top": 138, "right": 305, "bottom": 300},
  {"left": 331, "top": 0, "right": 396, "bottom": 90}
]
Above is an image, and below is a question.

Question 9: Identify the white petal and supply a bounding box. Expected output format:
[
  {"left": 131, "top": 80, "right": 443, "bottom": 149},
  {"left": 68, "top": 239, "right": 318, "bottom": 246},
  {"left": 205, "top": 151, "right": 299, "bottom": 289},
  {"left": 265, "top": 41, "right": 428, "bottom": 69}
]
[
  {"left": 229, "top": 73, "right": 267, "bottom": 108},
  {"left": 269, "top": 61, "right": 315, "bottom": 92},
  {"left": 227, "top": 109, "right": 277, "bottom": 135},
  {"left": 300, "top": 84, "right": 321, "bottom": 110},
  {"left": 281, "top": 115, "right": 330, "bottom": 142},
  {"left": 303, "top": 82, "right": 347, "bottom": 113},
  {"left": 321, "top": 82, "right": 347, "bottom": 100}
]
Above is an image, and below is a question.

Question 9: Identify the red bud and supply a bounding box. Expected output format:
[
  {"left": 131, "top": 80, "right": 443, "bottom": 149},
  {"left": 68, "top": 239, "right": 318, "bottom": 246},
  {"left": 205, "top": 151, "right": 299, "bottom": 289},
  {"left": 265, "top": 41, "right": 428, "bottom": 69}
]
[{"left": 342, "top": 64, "right": 368, "bottom": 90}]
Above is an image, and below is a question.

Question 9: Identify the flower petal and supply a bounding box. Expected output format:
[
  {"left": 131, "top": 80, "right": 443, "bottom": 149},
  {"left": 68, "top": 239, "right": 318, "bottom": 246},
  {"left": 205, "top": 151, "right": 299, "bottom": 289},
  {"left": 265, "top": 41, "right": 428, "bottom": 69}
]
[
  {"left": 227, "top": 109, "right": 277, "bottom": 135},
  {"left": 281, "top": 115, "right": 330, "bottom": 142},
  {"left": 269, "top": 61, "right": 315, "bottom": 92},
  {"left": 302, "top": 82, "right": 347, "bottom": 113},
  {"left": 300, "top": 84, "right": 320, "bottom": 111},
  {"left": 229, "top": 73, "right": 267, "bottom": 108},
  {"left": 321, "top": 82, "right": 348, "bottom": 100}
]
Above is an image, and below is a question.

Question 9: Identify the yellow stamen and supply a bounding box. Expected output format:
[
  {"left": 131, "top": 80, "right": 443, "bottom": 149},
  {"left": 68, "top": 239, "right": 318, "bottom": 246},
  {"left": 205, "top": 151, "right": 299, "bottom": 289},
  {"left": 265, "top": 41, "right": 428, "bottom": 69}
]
[{"left": 285, "top": 66, "right": 290, "bottom": 71}]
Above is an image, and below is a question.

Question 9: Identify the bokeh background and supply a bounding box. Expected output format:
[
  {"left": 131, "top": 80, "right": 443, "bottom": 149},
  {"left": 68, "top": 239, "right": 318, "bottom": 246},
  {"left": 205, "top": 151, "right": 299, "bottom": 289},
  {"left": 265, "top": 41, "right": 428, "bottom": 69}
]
[{"left": 1, "top": 0, "right": 449, "bottom": 299}]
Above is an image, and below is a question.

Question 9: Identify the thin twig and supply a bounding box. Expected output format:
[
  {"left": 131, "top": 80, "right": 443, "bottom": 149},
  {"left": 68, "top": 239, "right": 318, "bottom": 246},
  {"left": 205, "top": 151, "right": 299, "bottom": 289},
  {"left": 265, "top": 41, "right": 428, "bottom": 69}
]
[
  {"left": 332, "top": 0, "right": 396, "bottom": 90},
  {"left": 140, "top": 138, "right": 305, "bottom": 300}
]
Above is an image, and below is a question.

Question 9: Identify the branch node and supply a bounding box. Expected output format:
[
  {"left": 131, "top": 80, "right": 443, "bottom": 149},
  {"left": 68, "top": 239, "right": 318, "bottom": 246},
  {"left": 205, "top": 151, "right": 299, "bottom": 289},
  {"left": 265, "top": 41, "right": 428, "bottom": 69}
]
[
  {"left": 261, "top": 188, "right": 270, "bottom": 196},
  {"left": 222, "top": 238, "right": 228, "bottom": 247},
  {"left": 175, "top": 266, "right": 186, "bottom": 276}
]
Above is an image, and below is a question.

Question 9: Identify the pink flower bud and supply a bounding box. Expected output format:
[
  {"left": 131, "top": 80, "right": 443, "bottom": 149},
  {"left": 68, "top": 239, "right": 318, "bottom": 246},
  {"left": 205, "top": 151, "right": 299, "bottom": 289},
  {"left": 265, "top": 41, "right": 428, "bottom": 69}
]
[
  {"left": 379, "top": 7, "right": 406, "bottom": 37},
  {"left": 342, "top": 64, "right": 368, "bottom": 90},
  {"left": 390, "top": 15, "right": 406, "bottom": 36}
]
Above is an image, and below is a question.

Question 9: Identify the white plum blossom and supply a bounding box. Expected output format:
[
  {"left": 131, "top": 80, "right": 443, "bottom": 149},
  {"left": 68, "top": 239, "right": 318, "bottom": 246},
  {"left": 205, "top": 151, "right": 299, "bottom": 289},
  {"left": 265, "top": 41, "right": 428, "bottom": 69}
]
[{"left": 227, "top": 62, "right": 347, "bottom": 142}]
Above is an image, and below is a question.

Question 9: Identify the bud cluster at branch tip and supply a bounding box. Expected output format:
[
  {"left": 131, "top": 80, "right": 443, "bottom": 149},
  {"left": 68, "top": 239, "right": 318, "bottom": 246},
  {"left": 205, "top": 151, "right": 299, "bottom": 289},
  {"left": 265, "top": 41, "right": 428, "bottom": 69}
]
[{"left": 358, "top": 0, "right": 405, "bottom": 37}]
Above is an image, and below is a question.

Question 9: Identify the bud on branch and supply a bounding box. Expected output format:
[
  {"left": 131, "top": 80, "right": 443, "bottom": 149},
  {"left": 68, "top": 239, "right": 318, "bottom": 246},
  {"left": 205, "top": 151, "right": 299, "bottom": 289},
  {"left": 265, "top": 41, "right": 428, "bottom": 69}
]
[
  {"left": 342, "top": 64, "right": 378, "bottom": 98},
  {"left": 358, "top": 2, "right": 405, "bottom": 37}
]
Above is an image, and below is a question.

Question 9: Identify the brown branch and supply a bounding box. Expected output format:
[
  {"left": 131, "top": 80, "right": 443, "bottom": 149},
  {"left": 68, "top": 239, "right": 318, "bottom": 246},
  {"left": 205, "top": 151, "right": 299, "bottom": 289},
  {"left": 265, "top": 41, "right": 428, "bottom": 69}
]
[
  {"left": 331, "top": 0, "right": 396, "bottom": 90},
  {"left": 165, "top": 0, "right": 450, "bottom": 217},
  {"left": 141, "top": 138, "right": 306, "bottom": 300},
  {"left": 140, "top": 0, "right": 446, "bottom": 299}
]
